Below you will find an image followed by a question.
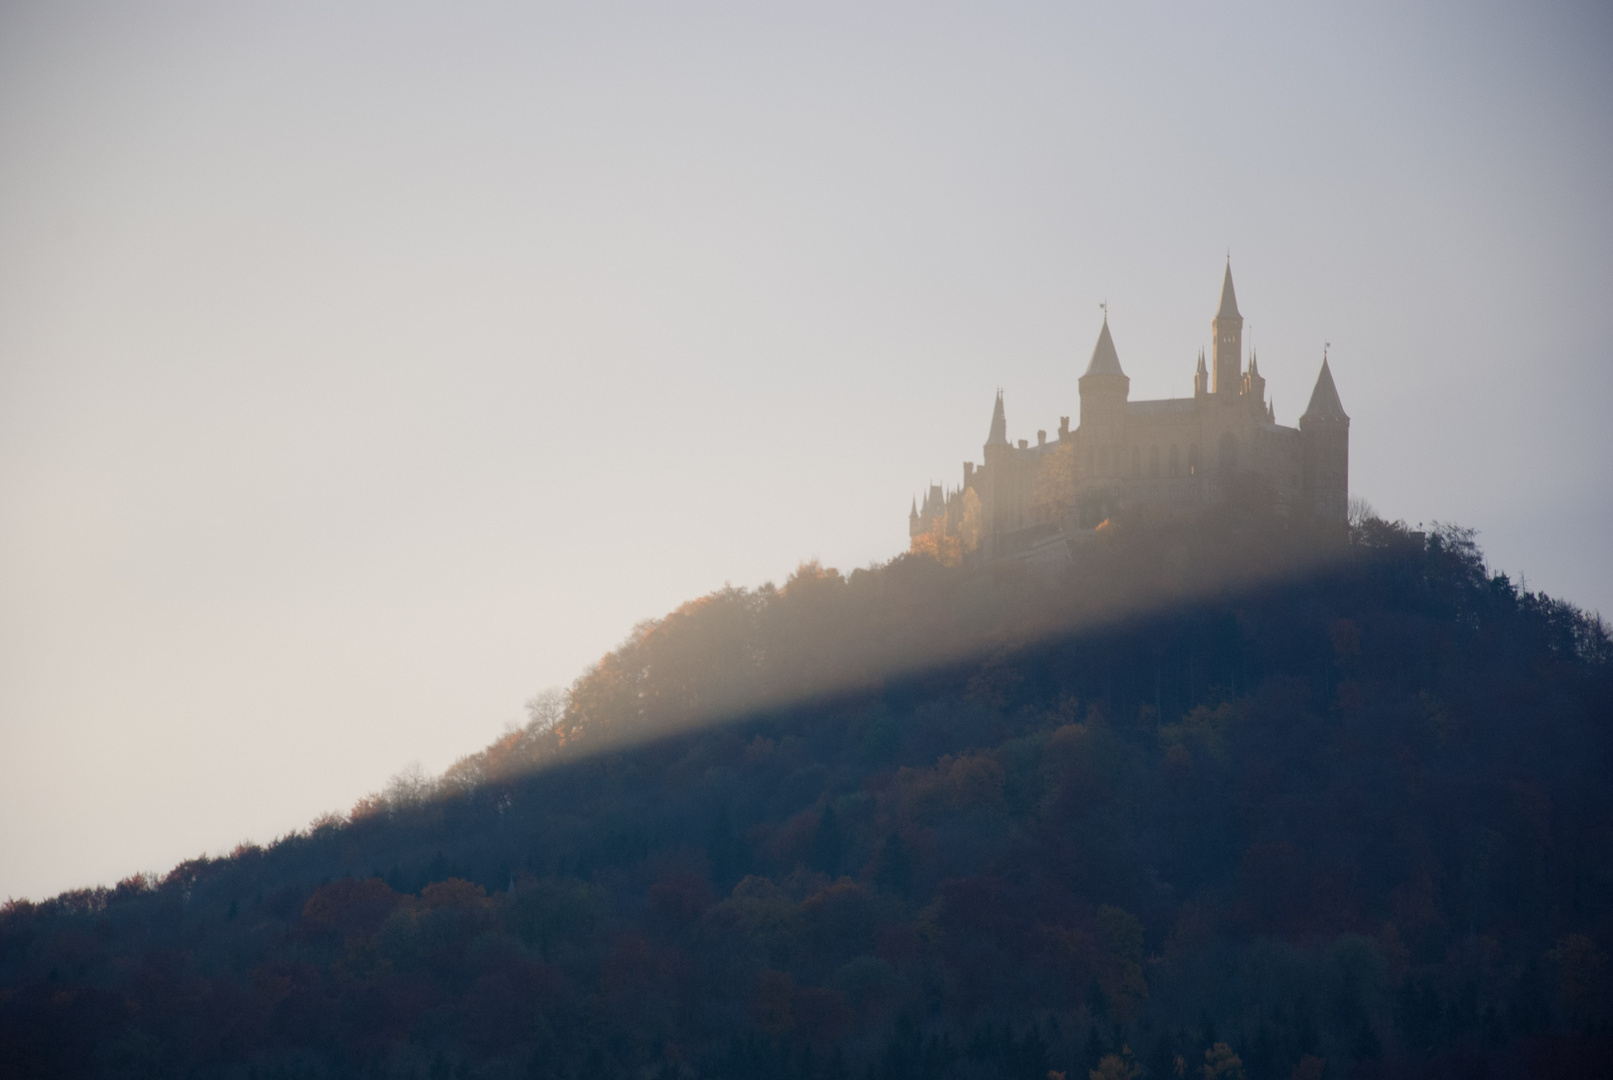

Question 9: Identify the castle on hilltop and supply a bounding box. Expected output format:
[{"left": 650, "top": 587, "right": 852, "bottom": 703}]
[{"left": 909, "top": 262, "right": 1349, "bottom": 565}]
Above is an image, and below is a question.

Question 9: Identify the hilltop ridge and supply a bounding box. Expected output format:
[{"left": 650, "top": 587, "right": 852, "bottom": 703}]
[{"left": 3, "top": 508, "right": 1610, "bottom": 1079}]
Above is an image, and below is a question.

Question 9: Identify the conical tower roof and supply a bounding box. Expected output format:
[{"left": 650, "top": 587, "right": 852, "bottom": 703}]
[
  {"left": 1084, "top": 317, "right": 1125, "bottom": 377},
  {"left": 985, "top": 391, "right": 1008, "bottom": 446},
  {"left": 1302, "top": 359, "right": 1348, "bottom": 420},
  {"left": 1217, "top": 261, "right": 1241, "bottom": 320}
]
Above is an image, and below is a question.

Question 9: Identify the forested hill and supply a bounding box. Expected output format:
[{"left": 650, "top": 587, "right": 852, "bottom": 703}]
[{"left": 4, "top": 510, "right": 1611, "bottom": 1080}]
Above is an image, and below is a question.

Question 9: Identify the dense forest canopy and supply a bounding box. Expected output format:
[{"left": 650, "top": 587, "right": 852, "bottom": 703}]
[{"left": 3, "top": 506, "right": 1611, "bottom": 1079}]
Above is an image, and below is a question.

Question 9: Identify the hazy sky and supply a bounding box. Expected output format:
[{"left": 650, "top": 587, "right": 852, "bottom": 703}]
[{"left": 2, "top": 1, "right": 1609, "bottom": 901}]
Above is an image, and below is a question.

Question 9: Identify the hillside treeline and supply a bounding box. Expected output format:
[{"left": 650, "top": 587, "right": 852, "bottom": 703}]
[{"left": 3, "top": 508, "right": 1611, "bottom": 1079}]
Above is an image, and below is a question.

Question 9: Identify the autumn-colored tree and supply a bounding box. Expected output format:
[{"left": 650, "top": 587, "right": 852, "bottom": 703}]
[
  {"left": 1032, "top": 441, "right": 1078, "bottom": 522},
  {"left": 301, "top": 877, "right": 398, "bottom": 937},
  {"left": 1091, "top": 1050, "right": 1141, "bottom": 1080},
  {"left": 420, "top": 878, "right": 485, "bottom": 909},
  {"left": 1202, "top": 1043, "right": 1245, "bottom": 1080},
  {"left": 909, "top": 514, "right": 963, "bottom": 566}
]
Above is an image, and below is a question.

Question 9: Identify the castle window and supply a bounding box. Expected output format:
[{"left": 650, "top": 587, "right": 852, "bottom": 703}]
[
  {"left": 1188, "top": 444, "right": 1199, "bottom": 476},
  {"left": 1169, "top": 445, "right": 1179, "bottom": 476},
  {"left": 1149, "top": 446, "right": 1160, "bottom": 477}
]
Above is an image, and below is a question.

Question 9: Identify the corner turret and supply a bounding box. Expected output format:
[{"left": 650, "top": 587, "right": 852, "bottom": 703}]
[
  {"left": 1300, "top": 356, "right": 1350, "bottom": 522},
  {"left": 1078, "top": 314, "right": 1130, "bottom": 427},
  {"left": 1301, "top": 358, "right": 1347, "bottom": 421}
]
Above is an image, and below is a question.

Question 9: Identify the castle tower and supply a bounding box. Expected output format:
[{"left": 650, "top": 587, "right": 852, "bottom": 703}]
[
  {"left": 1212, "top": 262, "right": 1243, "bottom": 397},
  {"left": 980, "top": 390, "right": 1011, "bottom": 556},
  {"left": 1078, "top": 315, "right": 1129, "bottom": 426},
  {"left": 1077, "top": 315, "right": 1130, "bottom": 487},
  {"left": 985, "top": 390, "right": 1008, "bottom": 448},
  {"left": 1300, "top": 357, "right": 1350, "bottom": 522}
]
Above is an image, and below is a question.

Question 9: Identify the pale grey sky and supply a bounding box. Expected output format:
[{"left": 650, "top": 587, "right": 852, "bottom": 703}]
[{"left": 2, "top": 1, "right": 1609, "bottom": 901}]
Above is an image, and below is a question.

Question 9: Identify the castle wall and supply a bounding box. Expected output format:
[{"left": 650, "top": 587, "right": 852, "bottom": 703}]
[{"left": 968, "top": 383, "right": 1319, "bottom": 556}]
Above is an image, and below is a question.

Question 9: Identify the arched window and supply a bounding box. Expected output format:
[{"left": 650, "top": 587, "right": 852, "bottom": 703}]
[
  {"left": 1188, "top": 444, "right": 1199, "bottom": 476},
  {"left": 1219, "top": 431, "right": 1238, "bottom": 473},
  {"left": 1169, "top": 445, "right": 1179, "bottom": 476},
  {"left": 1149, "top": 445, "right": 1160, "bottom": 477}
]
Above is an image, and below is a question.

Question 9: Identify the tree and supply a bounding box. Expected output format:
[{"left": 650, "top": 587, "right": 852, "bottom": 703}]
[
  {"left": 957, "top": 487, "right": 984, "bottom": 555},
  {"left": 910, "top": 515, "right": 962, "bottom": 566},
  {"left": 383, "top": 761, "right": 436, "bottom": 809},
  {"left": 1091, "top": 1050, "right": 1140, "bottom": 1080},
  {"left": 1290, "top": 1056, "right": 1325, "bottom": 1080},
  {"left": 1202, "top": 1044, "right": 1245, "bottom": 1080},
  {"left": 812, "top": 804, "right": 844, "bottom": 876},
  {"left": 525, "top": 687, "right": 569, "bottom": 732},
  {"left": 874, "top": 833, "right": 913, "bottom": 897}
]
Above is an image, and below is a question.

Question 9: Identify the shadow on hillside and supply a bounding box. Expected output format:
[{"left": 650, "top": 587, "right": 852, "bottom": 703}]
[
  {"left": 6, "top": 503, "right": 1610, "bottom": 1079},
  {"left": 414, "top": 502, "right": 1381, "bottom": 803}
]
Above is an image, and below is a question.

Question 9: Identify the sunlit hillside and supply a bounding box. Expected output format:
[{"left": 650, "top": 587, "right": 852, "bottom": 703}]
[{"left": 3, "top": 508, "right": 1610, "bottom": 1079}]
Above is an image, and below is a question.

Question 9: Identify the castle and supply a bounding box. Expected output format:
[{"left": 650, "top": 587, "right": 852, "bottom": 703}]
[{"left": 909, "top": 263, "right": 1349, "bottom": 564}]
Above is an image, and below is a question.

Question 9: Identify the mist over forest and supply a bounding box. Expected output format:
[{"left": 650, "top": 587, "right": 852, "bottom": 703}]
[{"left": 3, "top": 504, "right": 1610, "bottom": 1079}]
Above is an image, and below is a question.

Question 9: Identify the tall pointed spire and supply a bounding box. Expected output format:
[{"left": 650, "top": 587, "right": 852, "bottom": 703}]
[
  {"left": 985, "top": 390, "right": 1008, "bottom": 446},
  {"left": 1302, "top": 358, "right": 1348, "bottom": 420},
  {"left": 1211, "top": 260, "right": 1245, "bottom": 395},
  {"left": 1217, "top": 259, "right": 1240, "bottom": 319},
  {"left": 1084, "top": 316, "right": 1125, "bottom": 376}
]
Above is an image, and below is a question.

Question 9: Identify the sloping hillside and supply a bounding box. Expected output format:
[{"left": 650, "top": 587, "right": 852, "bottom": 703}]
[{"left": 3, "top": 509, "right": 1610, "bottom": 1079}]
